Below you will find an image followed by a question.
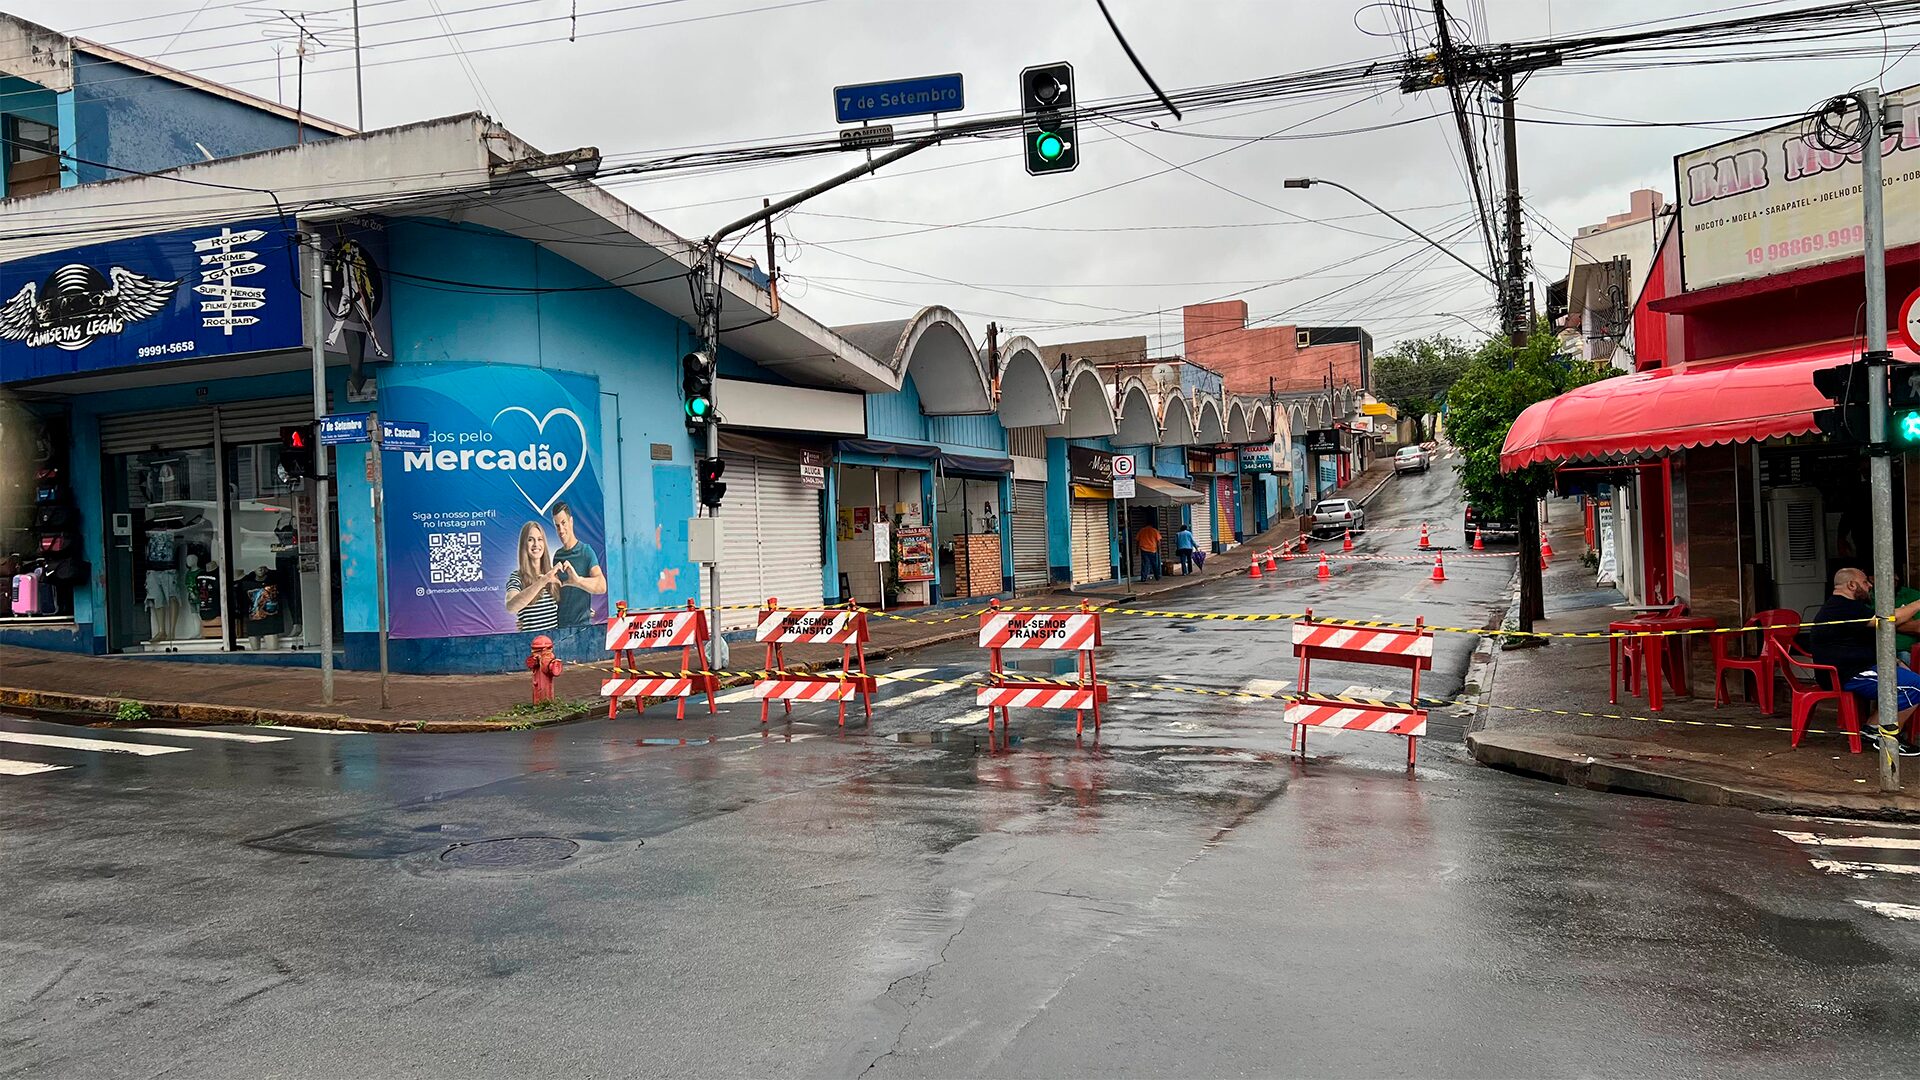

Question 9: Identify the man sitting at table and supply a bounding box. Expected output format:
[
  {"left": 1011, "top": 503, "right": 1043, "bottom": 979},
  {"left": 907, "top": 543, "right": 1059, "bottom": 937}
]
[{"left": 1809, "top": 567, "right": 1920, "bottom": 755}]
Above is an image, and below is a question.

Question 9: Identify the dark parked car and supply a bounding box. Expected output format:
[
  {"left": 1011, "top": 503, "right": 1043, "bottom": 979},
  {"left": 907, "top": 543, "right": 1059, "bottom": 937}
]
[{"left": 1464, "top": 503, "right": 1517, "bottom": 541}]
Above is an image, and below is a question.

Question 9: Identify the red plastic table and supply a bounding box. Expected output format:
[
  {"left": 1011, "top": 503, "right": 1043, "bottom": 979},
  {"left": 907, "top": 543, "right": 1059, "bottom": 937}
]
[{"left": 1609, "top": 614, "right": 1718, "bottom": 712}]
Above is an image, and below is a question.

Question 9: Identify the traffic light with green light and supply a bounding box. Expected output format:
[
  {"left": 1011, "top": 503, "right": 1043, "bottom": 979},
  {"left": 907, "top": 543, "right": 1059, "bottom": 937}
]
[
  {"left": 1893, "top": 367, "right": 1920, "bottom": 446},
  {"left": 1021, "top": 62, "right": 1078, "bottom": 175},
  {"left": 682, "top": 350, "right": 715, "bottom": 435}
]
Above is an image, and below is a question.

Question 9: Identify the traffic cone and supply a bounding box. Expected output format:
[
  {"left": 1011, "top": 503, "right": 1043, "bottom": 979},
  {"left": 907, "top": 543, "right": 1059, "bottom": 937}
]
[
  {"left": 1431, "top": 553, "right": 1446, "bottom": 582},
  {"left": 1541, "top": 549, "right": 1550, "bottom": 571},
  {"left": 1249, "top": 558, "right": 1263, "bottom": 579},
  {"left": 1473, "top": 527, "right": 1485, "bottom": 551},
  {"left": 1342, "top": 529, "right": 1354, "bottom": 552},
  {"left": 1418, "top": 522, "right": 1431, "bottom": 549},
  {"left": 1316, "top": 553, "right": 1331, "bottom": 580},
  {"left": 1281, "top": 542, "right": 1294, "bottom": 561},
  {"left": 1265, "top": 551, "right": 1278, "bottom": 572},
  {"left": 1540, "top": 534, "right": 1554, "bottom": 559}
]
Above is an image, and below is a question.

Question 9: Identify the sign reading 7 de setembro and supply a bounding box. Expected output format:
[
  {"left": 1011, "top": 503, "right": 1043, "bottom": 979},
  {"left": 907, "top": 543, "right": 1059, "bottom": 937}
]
[{"left": 834, "top": 73, "right": 964, "bottom": 124}]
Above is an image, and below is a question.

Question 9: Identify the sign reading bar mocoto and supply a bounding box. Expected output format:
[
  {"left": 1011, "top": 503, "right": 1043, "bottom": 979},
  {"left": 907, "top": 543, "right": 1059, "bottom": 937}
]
[
  {"left": 834, "top": 73, "right": 964, "bottom": 124},
  {"left": 0, "top": 217, "right": 302, "bottom": 383},
  {"left": 1676, "top": 83, "right": 1920, "bottom": 290}
]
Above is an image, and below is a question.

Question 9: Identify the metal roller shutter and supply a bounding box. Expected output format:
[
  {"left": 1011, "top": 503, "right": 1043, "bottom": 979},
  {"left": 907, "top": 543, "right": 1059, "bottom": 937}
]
[
  {"left": 1215, "top": 477, "right": 1236, "bottom": 545},
  {"left": 1011, "top": 480, "right": 1048, "bottom": 591},
  {"left": 1070, "top": 498, "right": 1110, "bottom": 586},
  {"left": 100, "top": 407, "right": 215, "bottom": 455},
  {"left": 701, "top": 450, "right": 823, "bottom": 630},
  {"left": 1188, "top": 485, "right": 1213, "bottom": 553}
]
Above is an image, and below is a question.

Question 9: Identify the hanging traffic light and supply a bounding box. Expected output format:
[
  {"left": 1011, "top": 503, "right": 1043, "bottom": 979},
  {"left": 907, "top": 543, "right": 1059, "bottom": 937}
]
[
  {"left": 682, "top": 350, "right": 716, "bottom": 434},
  {"left": 1020, "top": 62, "right": 1078, "bottom": 175},
  {"left": 697, "top": 456, "right": 727, "bottom": 509},
  {"left": 1811, "top": 362, "right": 1870, "bottom": 441},
  {"left": 277, "top": 424, "right": 314, "bottom": 483}
]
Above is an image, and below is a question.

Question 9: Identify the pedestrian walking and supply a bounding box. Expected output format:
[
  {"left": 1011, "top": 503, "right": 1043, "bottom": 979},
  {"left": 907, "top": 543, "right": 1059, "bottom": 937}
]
[
  {"left": 1175, "top": 525, "right": 1197, "bottom": 575},
  {"left": 1136, "top": 521, "right": 1163, "bottom": 580}
]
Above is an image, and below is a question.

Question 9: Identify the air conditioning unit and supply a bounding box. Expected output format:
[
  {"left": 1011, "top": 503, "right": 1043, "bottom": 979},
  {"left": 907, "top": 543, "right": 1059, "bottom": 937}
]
[{"left": 1765, "top": 485, "right": 1826, "bottom": 614}]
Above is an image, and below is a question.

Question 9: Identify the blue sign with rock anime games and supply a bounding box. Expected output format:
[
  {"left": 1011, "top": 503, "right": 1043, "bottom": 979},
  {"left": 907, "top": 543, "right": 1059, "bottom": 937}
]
[
  {"left": 380, "top": 363, "right": 607, "bottom": 639},
  {"left": 0, "top": 217, "right": 303, "bottom": 383}
]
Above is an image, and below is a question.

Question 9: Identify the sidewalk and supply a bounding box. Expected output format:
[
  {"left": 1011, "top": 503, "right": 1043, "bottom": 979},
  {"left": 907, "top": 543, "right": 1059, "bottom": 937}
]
[{"left": 1466, "top": 500, "right": 1920, "bottom": 817}]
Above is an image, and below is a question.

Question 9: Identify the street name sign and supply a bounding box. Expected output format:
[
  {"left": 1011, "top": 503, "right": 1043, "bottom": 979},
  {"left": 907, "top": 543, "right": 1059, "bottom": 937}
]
[
  {"left": 834, "top": 73, "right": 964, "bottom": 124},
  {"left": 318, "top": 412, "right": 372, "bottom": 445},
  {"left": 380, "top": 419, "right": 433, "bottom": 452}
]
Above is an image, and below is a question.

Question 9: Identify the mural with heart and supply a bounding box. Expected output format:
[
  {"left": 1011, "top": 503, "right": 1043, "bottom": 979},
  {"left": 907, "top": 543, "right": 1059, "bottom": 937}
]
[{"left": 381, "top": 363, "right": 607, "bottom": 639}]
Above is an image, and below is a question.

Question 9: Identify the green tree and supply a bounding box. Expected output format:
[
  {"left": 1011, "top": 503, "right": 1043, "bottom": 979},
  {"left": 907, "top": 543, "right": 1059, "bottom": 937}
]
[
  {"left": 1445, "top": 325, "right": 1615, "bottom": 522},
  {"left": 1371, "top": 334, "right": 1473, "bottom": 442}
]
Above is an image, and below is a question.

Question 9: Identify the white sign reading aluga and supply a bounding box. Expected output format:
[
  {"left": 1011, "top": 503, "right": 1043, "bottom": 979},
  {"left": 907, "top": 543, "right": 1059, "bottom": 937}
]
[{"left": 873, "top": 519, "right": 891, "bottom": 563}]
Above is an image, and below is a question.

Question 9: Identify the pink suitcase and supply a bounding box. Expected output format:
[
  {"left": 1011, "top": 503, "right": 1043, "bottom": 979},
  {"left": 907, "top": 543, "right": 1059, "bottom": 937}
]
[{"left": 10, "top": 570, "right": 52, "bottom": 616}]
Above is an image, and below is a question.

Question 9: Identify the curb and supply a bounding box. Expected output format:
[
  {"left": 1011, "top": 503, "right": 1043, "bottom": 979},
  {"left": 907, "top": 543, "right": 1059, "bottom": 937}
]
[
  {"left": 1465, "top": 731, "right": 1920, "bottom": 822},
  {"left": 0, "top": 684, "right": 596, "bottom": 735}
]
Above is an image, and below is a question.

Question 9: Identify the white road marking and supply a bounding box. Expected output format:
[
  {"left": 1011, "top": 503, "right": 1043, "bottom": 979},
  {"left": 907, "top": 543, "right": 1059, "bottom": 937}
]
[
  {"left": 274, "top": 727, "right": 364, "bottom": 735},
  {"left": 942, "top": 709, "right": 988, "bottom": 726},
  {"left": 0, "top": 758, "right": 69, "bottom": 776},
  {"left": 1852, "top": 900, "right": 1920, "bottom": 921},
  {"left": 128, "top": 728, "right": 290, "bottom": 744},
  {"left": 883, "top": 677, "right": 975, "bottom": 709},
  {"left": 1811, "top": 859, "right": 1920, "bottom": 877},
  {"left": 716, "top": 667, "right": 936, "bottom": 705},
  {"left": 714, "top": 686, "right": 762, "bottom": 704},
  {"left": 0, "top": 731, "right": 189, "bottom": 757},
  {"left": 1242, "top": 678, "right": 1290, "bottom": 698},
  {"left": 1782, "top": 815, "right": 1920, "bottom": 832},
  {"left": 877, "top": 667, "right": 937, "bottom": 684},
  {"left": 1776, "top": 830, "right": 1920, "bottom": 851}
]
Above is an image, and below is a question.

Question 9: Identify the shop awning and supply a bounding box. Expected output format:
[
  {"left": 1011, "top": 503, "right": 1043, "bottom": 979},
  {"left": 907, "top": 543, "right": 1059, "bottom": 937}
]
[
  {"left": 1501, "top": 340, "right": 1920, "bottom": 471},
  {"left": 939, "top": 450, "right": 1013, "bottom": 475},
  {"left": 1131, "top": 476, "right": 1206, "bottom": 505}
]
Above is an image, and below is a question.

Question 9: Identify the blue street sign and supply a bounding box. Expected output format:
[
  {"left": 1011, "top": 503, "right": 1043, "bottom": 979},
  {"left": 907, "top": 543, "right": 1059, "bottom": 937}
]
[
  {"left": 380, "top": 418, "right": 432, "bottom": 452},
  {"left": 834, "top": 72, "right": 964, "bottom": 124},
  {"left": 317, "top": 412, "right": 372, "bottom": 445}
]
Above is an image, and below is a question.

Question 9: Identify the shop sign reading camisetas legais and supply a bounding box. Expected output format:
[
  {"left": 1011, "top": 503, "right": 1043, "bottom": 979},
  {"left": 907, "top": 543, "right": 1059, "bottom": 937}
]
[{"left": 0, "top": 217, "right": 303, "bottom": 383}]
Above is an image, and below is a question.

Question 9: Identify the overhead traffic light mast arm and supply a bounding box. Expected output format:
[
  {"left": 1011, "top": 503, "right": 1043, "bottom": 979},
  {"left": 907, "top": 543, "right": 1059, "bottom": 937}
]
[{"left": 1284, "top": 177, "right": 1501, "bottom": 289}]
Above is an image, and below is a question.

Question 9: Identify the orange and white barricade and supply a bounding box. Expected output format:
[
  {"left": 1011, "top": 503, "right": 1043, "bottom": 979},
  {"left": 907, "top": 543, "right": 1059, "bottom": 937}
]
[
  {"left": 1287, "top": 608, "right": 1433, "bottom": 769},
  {"left": 977, "top": 599, "right": 1108, "bottom": 736},
  {"left": 601, "top": 600, "right": 719, "bottom": 720},
  {"left": 753, "top": 598, "right": 877, "bottom": 727}
]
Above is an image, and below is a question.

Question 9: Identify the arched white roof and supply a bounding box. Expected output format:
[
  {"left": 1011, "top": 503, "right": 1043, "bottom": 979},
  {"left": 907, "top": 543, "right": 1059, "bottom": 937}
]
[
  {"left": 1159, "top": 391, "right": 1197, "bottom": 446},
  {"left": 1047, "top": 360, "right": 1118, "bottom": 438},
  {"left": 994, "top": 335, "right": 1063, "bottom": 428},
  {"left": 1113, "top": 377, "right": 1160, "bottom": 446},
  {"left": 833, "top": 306, "right": 992, "bottom": 415},
  {"left": 1225, "top": 399, "right": 1251, "bottom": 445},
  {"left": 1248, "top": 401, "right": 1275, "bottom": 443},
  {"left": 1195, "top": 396, "right": 1225, "bottom": 445}
]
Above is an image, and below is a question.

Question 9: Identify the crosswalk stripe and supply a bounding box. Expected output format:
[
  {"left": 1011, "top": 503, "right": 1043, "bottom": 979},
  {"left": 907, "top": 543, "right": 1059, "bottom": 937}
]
[
  {"left": 1776, "top": 830, "right": 1920, "bottom": 851},
  {"left": 883, "top": 676, "right": 976, "bottom": 708},
  {"left": 1852, "top": 900, "right": 1920, "bottom": 921},
  {"left": 0, "top": 731, "right": 190, "bottom": 756},
  {"left": 1811, "top": 859, "right": 1920, "bottom": 877},
  {"left": 1242, "top": 678, "right": 1290, "bottom": 697},
  {"left": 128, "top": 728, "right": 290, "bottom": 744},
  {"left": 1783, "top": 815, "right": 1920, "bottom": 832},
  {"left": 275, "top": 727, "right": 364, "bottom": 735},
  {"left": 0, "top": 758, "right": 70, "bottom": 776},
  {"left": 942, "top": 709, "right": 987, "bottom": 726}
]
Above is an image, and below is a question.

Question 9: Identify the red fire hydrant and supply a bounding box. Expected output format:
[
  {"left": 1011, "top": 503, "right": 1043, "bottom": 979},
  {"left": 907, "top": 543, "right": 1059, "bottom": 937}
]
[{"left": 526, "top": 634, "right": 564, "bottom": 704}]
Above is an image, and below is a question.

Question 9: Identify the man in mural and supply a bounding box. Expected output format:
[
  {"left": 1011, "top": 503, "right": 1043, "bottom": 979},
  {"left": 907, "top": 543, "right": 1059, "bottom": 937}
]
[{"left": 549, "top": 500, "right": 605, "bottom": 627}]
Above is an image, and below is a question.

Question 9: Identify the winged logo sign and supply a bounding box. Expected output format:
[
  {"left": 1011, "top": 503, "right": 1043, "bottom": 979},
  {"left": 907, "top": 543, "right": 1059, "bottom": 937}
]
[{"left": 0, "top": 217, "right": 302, "bottom": 384}]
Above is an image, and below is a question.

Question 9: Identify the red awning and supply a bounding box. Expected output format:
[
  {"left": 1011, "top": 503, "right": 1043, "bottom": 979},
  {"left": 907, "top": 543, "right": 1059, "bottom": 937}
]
[{"left": 1500, "top": 339, "right": 1920, "bottom": 471}]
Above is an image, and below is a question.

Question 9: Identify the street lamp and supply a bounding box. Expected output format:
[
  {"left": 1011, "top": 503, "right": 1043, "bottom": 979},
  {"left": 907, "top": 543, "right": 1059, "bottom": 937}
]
[
  {"left": 1432, "top": 311, "right": 1494, "bottom": 336},
  {"left": 1284, "top": 177, "right": 1501, "bottom": 290}
]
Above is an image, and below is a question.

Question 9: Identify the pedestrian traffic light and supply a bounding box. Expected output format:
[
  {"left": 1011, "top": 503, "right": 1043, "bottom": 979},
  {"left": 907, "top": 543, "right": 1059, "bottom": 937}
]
[
  {"left": 1020, "top": 62, "right": 1078, "bottom": 175},
  {"left": 1893, "top": 366, "right": 1920, "bottom": 446},
  {"left": 696, "top": 456, "right": 727, "bottom": 509},
  {"left": 682, "top": 350, "right": 715, "bottom": 435},
  {"left": 1812, "top": 361, "right": 1870, "bottom": 441},
  {"left": 277, "top": 424, "right": 314, "bottom": 483}
]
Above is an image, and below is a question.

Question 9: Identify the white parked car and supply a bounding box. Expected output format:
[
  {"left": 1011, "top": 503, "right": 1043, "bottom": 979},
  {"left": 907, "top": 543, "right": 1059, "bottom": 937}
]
[
  {"left": 1309, "top": 498, "right": 1364, "bottom": 537},
  {"left": 1394, "top": 446, "right": 1430, "bottom": 474}
]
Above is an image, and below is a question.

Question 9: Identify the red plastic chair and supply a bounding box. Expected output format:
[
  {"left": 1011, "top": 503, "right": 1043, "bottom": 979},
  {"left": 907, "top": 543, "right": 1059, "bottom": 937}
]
[
  {"left": 1713, "top": 610, "right": 1800, "bottom": 714},
  {"left": 1767, "top": 638, "right": 1864, "bottom": 753}
]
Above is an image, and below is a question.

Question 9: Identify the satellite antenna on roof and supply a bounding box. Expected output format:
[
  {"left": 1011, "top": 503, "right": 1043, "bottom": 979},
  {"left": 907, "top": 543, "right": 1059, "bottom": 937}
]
[
  {"left": 242, "top": 6, "right": 350, "bottom": 140},
  {"left": 1151, "top": 363, "right": 1178, "bottom": 394}
]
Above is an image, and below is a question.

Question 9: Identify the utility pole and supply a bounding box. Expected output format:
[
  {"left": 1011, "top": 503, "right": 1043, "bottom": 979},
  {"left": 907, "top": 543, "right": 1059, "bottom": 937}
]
[
  {"left": 351, "top": 0, "right": 364, "bottom": 131},
  {"left": 304, "top": 235, "right": 335, "bottom": 705},
  {"left": 1858, "top": 87, "right": 1901, "bottom": 791}
]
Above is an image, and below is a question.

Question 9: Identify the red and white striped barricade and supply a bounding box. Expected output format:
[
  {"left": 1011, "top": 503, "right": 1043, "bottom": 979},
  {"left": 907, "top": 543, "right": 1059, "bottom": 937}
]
[
  {"left": 601, "top": 600, "right": 719, "bottom": 720},
  {"left": 977, "top": 600, "right": 1108, "bottom": 735},
  {"left": 1288, "top": 609, "right": 1433, "bottom": 769},
  {"left": 753, "top": 599, "right": 877, "bottom": 727}
]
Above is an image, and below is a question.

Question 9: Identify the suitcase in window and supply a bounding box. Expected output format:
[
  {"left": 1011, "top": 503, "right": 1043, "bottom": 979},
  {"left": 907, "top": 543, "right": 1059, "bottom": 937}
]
[{"left": 11, "top": 570, "right": 52, "bottom": 616}]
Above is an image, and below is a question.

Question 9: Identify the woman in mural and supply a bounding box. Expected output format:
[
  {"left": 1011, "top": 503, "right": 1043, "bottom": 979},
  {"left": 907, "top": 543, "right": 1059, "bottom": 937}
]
[{"left": 504, "top": 521, "right": 561, "bottom": 632}]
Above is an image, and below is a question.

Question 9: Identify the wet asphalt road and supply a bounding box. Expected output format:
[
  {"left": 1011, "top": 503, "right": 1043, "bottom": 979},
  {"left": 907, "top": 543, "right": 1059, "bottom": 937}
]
[{"left": 7, "top": 464, "right": 1920, "bottom": 1078}]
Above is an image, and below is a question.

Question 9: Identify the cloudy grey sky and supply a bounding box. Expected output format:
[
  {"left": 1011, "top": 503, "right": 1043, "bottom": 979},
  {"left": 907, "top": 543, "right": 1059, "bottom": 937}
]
[{"left": 19, "top": 0, "right": 1920, "bottom": 352}]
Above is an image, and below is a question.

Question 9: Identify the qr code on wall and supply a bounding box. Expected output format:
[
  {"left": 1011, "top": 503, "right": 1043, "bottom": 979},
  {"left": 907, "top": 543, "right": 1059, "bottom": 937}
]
[{"left": 428, "top": 531, "right": 484, "bottom": 584}]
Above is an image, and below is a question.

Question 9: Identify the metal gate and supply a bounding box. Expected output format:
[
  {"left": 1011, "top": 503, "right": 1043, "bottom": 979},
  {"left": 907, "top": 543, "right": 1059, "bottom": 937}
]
[
  {"left": 1069, "top": 498, "right": 1111, "bottom": 586},
  {"left": 701, "top": 450, "right": 823, "bottom": 630},
  {"left": 1011, "top": 479, "right": 1049, "bottom": 592}
]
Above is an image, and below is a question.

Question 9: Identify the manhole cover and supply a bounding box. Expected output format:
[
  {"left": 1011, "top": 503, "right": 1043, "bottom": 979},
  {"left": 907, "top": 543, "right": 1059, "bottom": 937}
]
[{"left": 438, "top": 836, "right": 579, "bottom": 868}]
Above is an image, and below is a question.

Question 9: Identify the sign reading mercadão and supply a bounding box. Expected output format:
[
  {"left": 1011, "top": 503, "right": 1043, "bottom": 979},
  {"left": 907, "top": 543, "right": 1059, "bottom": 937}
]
[
  {"left": 834, "top": 73, "right": 965, "bottom": 124},
  {"left": 0, "top": 217, "right": 302, "bottom": 384}
]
